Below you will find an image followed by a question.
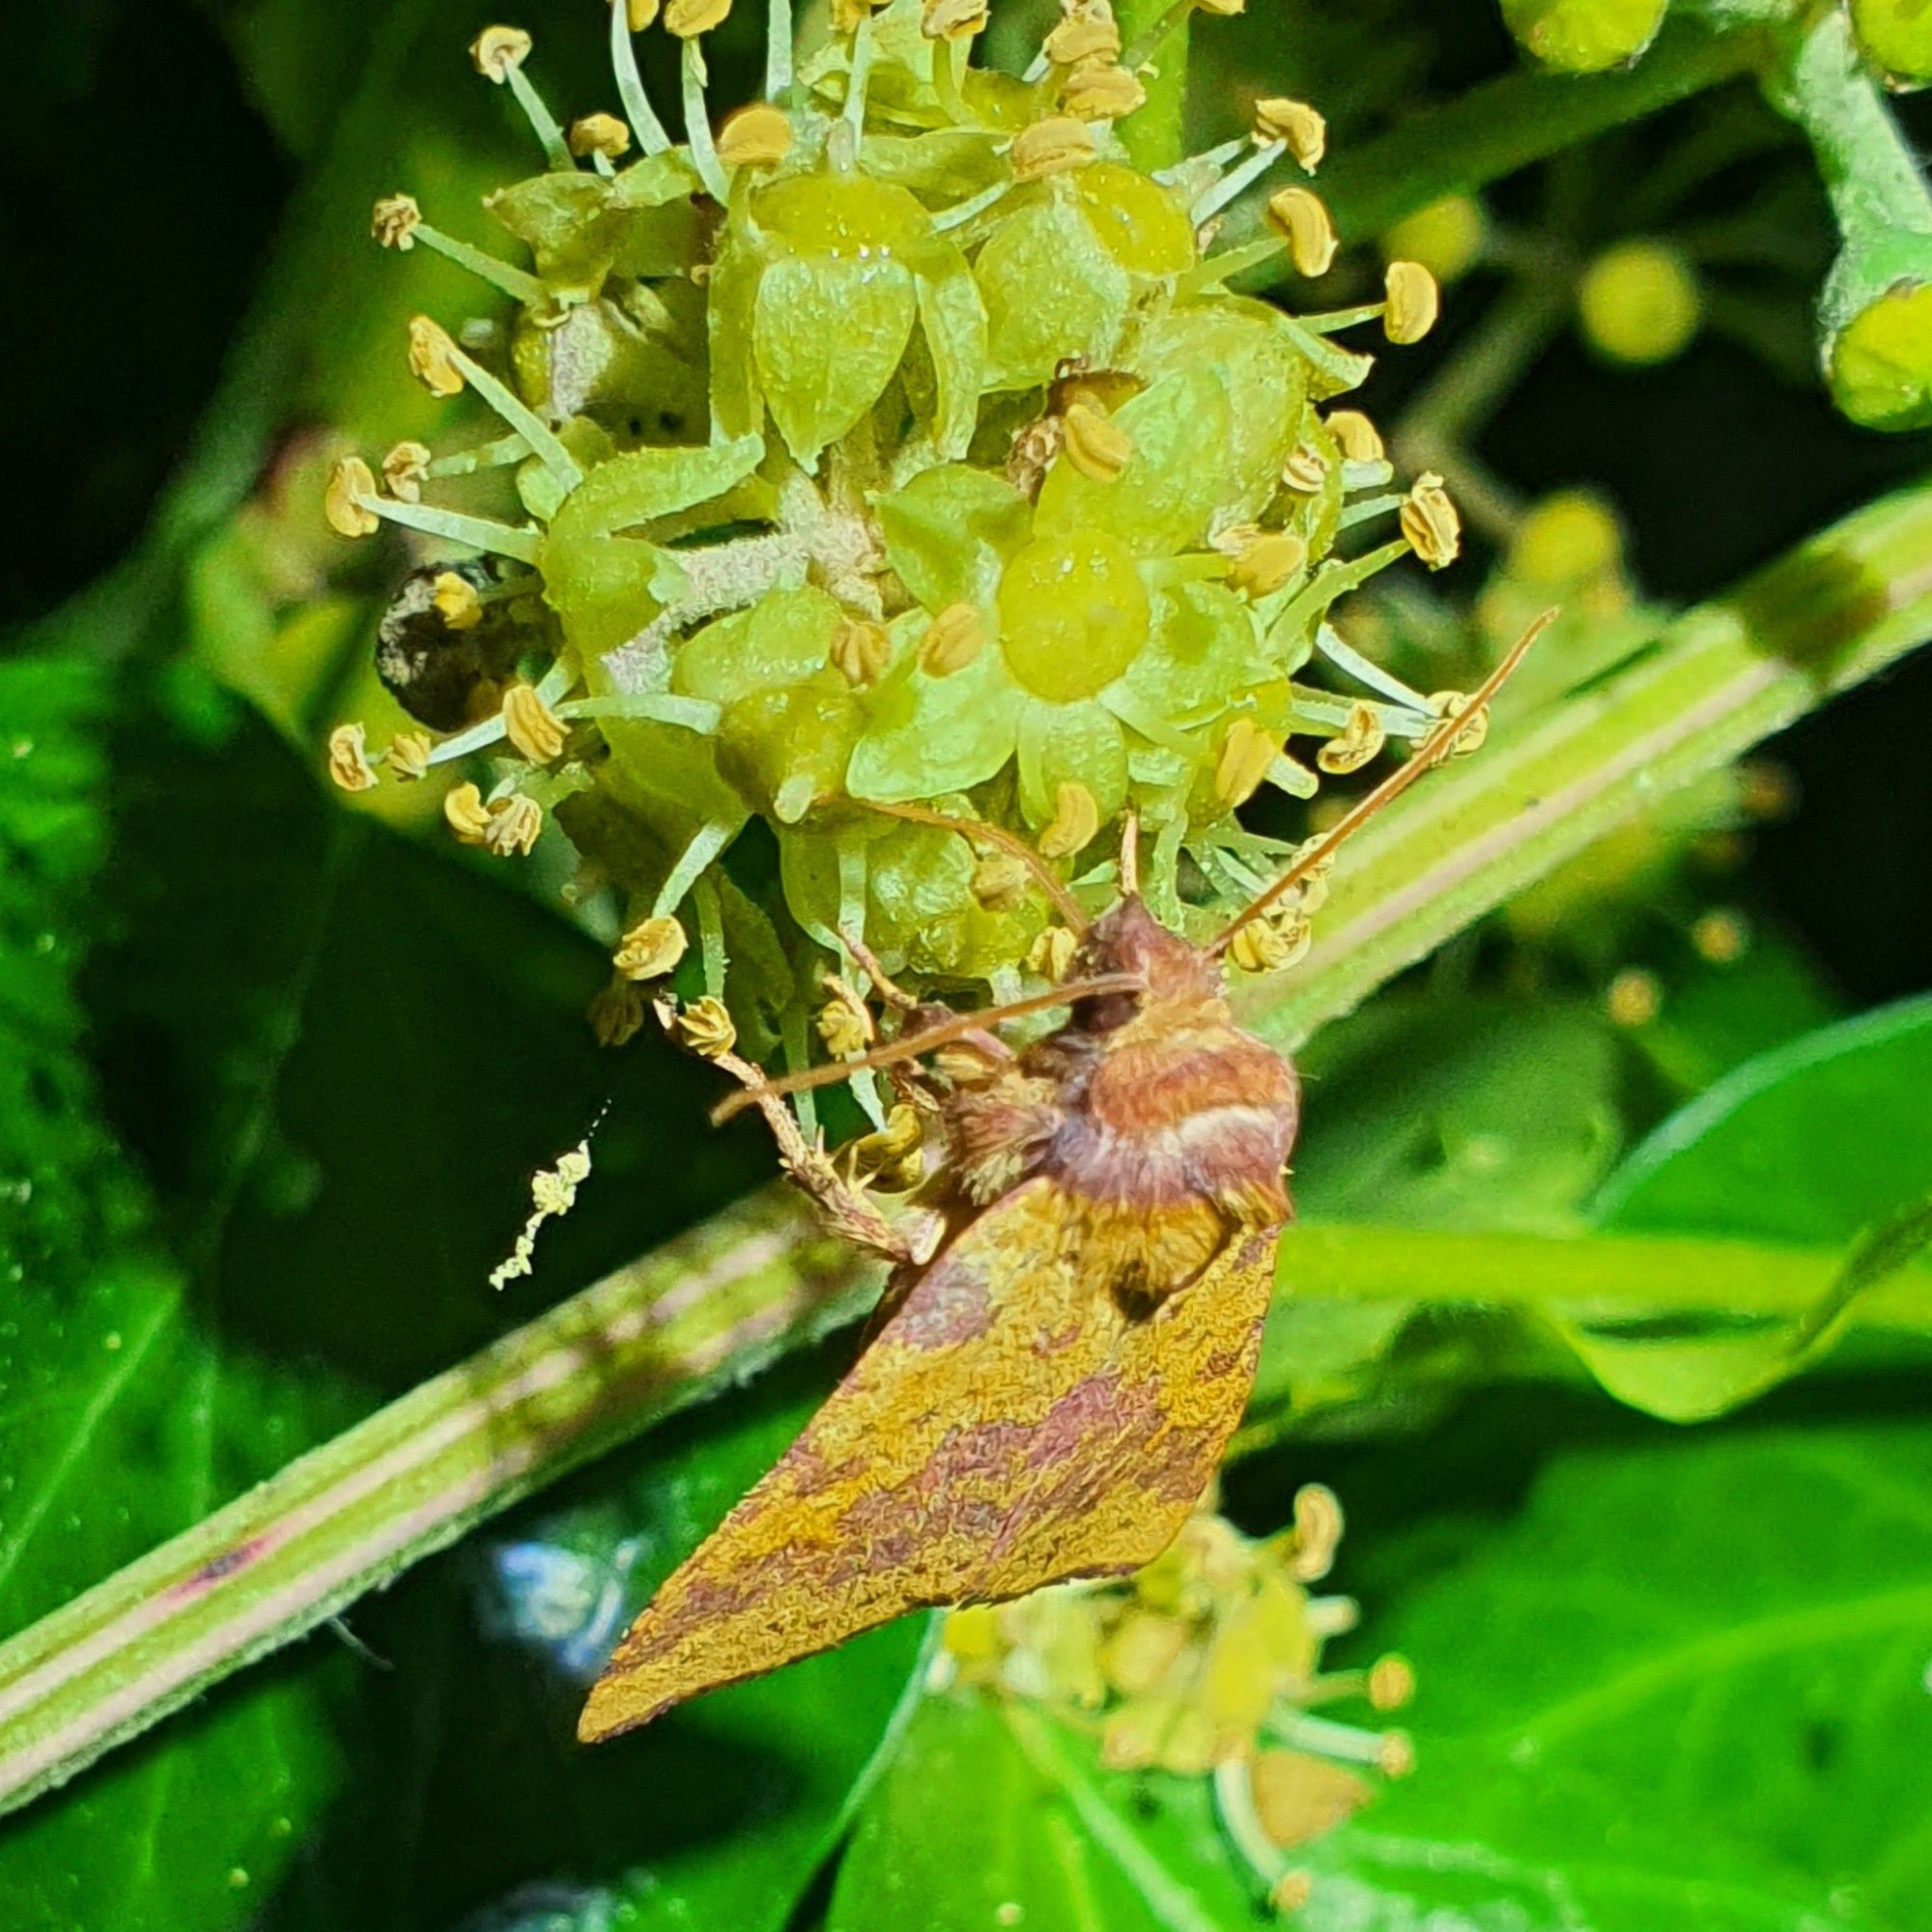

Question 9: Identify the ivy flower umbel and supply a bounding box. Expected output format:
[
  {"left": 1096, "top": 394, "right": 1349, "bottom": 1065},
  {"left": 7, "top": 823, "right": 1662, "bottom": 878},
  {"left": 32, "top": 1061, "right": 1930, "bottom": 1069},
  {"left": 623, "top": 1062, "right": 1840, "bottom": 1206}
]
[
  {"left": 938, "top": 1492, "right": 1414, "bottom": 1917},
  {"left": 320, "top": 0, "right": 1465, "bottom": 1072}
]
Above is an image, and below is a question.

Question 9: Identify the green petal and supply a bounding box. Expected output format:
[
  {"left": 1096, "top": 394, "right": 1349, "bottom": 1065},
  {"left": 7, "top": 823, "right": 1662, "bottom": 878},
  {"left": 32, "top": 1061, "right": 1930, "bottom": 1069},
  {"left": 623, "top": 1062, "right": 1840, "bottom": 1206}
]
[
  {"left": 1135, "top": 298, "right": 1310, "bottom": 524},
  {"left": 1119, "top": 580, "right": 1267, "bottom": 730},
  {"left": 754, "top": 255, "right": 919, "bottom": 466},
  {"left": 913, "top": 248, "right": 990, "bottom": 460},
  {"left": 1015, "top": 696, "right": 1127, "bottom": 826},
  {"left": 1071, "top": 162, "right": 1196, "bottom": 276},
  {"left": 874, "top": 464, "right": 1031, "bottom": 612},
  {"left": 674, "top": 585, "right": 843, "bottom": 703},
  {"left": 975, "top": 192, "right": 1129, "bottom": 390},
  {"left": 1033, "top": 367, "right": 1234, "bottom": 557},
  {"left": 846, "top": 638, "right": 1023, "bottom": 803}
]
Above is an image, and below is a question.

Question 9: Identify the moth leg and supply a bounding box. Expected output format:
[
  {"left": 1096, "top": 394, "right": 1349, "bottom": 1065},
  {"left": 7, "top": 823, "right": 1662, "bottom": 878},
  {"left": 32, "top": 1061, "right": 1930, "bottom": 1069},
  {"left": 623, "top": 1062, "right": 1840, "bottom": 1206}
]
[
  {"left": 660, "top": 999, "right": 915, "bottom": 1264},
  {"left": 837, "top": 925, "right": 920, "bottom": 1012}
]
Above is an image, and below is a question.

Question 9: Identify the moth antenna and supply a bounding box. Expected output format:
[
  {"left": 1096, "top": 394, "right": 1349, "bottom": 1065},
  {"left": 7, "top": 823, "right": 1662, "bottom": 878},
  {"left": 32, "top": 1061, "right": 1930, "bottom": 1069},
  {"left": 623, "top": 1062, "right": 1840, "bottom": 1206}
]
[
  {"left": 710, "top": 972, "right": 1144, "bottom": 1123},
  {"left": 863, "top": 800, "right": 1091, "bottom": 932},
  {"left": 1210, "top": 611, "right": 1555, "bottom": 957},
  {"left": 1119, "top": 810, "right": 1142, "bottom": 898}
]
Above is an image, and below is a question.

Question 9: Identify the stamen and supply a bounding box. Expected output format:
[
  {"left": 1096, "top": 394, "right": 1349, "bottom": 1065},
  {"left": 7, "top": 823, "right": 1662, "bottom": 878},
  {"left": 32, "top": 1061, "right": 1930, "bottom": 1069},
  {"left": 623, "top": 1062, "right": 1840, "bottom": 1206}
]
[
  {"left": 558, "top": 693, "right": 723, "bottom": 733},
  {"left": 1383, "top": 260, "right": 1441, "bottom": 344},
  {"left": 931, "top": 180, "right": 1011, "bottom": 234},
  {"left": 1264, "top": 186, "right": 1338, "bottom": 277},
  {"left": 327, "top": 724, "right": 378, "bottom": 793},
  {"left": 327, "top": 453, "right": 542, "bottom": 561},
  {"left": 1337, "top": 492, "right": 1405, "bottom": 531},
  {"left": 407, "top": 317, "right": 582, "bottom": 491},
  {"left": 651, "top": 819, "right": 737, "bottom": 920},
  {"left": 469, "top": 27, "right": 574, "bottom": 171},
  {"left": 675, "top": 994, "right": 737, "bottom": 1057},
  {"left": 615, "top": 914, "right": 689, "bottom": 980},
  {"left": 1190, "top": 139, "right": 1285, "bottom": 227},
  {"left": 371, "top": 196, "right": 551, "bottom": 306},
  {"left": 842, "top": 10, "right": 878, "bottom": 138},
  {"left": 716, "top": 102, "right": 793, "bottom": 170},
  {"left": 429, "top": 431, "right": 532, "bottom": 477},
  {"left": 680, "top": 37, "right": 731, "bottom": 202},
  {"left": 1400, "top": 472, "right": 1462, "bottom": 569},
  {"left": 1313, "top": 621, "right": 1435, "bottom": 713},
  {"left": 1253, "top": 97, "right": 1325, "bottom": 171},
  {"left": 1010, "top": 117, "right": 1095, "bottom": 183},
  {"left": 764, "top": 0, "right": 793, "bottom": 99},
  {"left": 917, "top": 603, "right": 984, "bottom": 676},
  {"left": 610, "top": 0, "right": 674, "bottom": 156},
  {"left": 1062, "top": 400, "right": 1132, "bottom": 482},
  {"left": 1038, "top": 781, "right": 1100, "bottom": 860}
]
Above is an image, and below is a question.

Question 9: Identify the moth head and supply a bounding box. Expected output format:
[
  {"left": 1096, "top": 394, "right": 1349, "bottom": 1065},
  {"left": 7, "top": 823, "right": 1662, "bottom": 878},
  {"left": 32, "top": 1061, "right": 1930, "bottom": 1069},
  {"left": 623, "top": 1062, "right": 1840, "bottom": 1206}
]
[{"left": 1075, "top": 895, "right": 1218, "bottom": 1009}]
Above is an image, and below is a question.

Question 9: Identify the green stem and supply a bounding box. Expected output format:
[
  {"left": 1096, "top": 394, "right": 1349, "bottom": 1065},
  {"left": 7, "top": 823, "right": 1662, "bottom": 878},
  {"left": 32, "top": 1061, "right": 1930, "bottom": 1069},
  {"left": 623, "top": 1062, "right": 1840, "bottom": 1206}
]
[
  {"left": 7, "top": 472, "right": 1932, "bottom": 1818},
  {"left": 0, "top": 1191, "right": 879, "bottom": 1817}
]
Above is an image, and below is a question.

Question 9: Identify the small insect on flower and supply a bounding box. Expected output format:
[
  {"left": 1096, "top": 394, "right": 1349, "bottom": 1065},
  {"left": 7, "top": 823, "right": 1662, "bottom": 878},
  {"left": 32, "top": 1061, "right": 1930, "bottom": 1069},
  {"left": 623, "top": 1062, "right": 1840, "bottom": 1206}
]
[{"left": 576, "top": 619, "right": 1548, "bottom": 1742}]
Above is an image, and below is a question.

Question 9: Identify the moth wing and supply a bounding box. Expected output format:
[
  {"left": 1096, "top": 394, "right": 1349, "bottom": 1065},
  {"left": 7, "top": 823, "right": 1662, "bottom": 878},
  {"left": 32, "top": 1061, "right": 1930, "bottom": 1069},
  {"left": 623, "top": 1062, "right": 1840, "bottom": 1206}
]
[{"left": 579, "top": 1177, "right": 1275, "bottom": 1741}]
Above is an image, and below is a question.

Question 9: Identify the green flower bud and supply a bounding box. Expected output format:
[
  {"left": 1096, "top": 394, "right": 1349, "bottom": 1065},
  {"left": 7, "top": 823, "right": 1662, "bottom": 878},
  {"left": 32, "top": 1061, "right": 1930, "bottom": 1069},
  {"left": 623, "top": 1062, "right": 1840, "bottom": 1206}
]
[
  {"left": 1500, "top": 0, "right": 1667, "bottom": 73},
  {"left": 1577, "top": 239, "right": 1700, "bottom": 365}
]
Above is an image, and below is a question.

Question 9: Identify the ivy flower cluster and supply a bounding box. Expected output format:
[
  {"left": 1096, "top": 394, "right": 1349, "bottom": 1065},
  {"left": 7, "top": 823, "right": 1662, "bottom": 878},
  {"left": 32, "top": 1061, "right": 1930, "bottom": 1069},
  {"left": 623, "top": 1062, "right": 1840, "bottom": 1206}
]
[
  {"left": 324, "top": 0, "right": 1461, "bottom": 1074},
  {"left": 938, "top": 1489, "right": 1413, "bottom": 1915}
]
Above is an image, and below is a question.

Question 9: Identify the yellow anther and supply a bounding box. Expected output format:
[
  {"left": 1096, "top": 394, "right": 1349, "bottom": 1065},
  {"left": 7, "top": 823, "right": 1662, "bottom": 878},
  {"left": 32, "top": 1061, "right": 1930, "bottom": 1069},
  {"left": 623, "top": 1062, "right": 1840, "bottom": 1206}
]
[
  {"left": 1424, "top": 687, "right": 1488, "bottom": 759},
  {"left": 830, "top": 0, "right": 883, "bottom": 27},
  {"left": 1215, "top": 718, "right": 1279, "bottom": 810},
  {"left": 385, "top": 731, "right": 434, "bottom": 781},
  {"left": 501, "top": 682, "right": 566, "bottom": 764},
  {"left": 922, "top": 0, "right": 988, "bottom": 38},
  {"left": 919, "top": 602, "right": 984, "bottom": 677},
  {"left": 469, "top": 26, "right": 532, "bottom": 79},
  {"left": 1011, "top": 117, "right": 1095, "bottom": 182},
  {"left": 626, "top": 0, "right": 661, "bottom": 27},
  {"left": 382, "top": 440, "right": 432, "bottom": 502},
  {"left": 1043, "top": 13, "right": 1120, "bottom": 65},
  {"left": 324, "top": 457, "right": 380, "bottom": 538},
  {"left": 1400, "top": 471, "right": 1461, "bottom": 570},
  {"left": 674, "top": 995, "right": 737, "bottom": 1057},
  {"left": 443, "top": 781, "right": 494, "bottom": 845},
  {"left": 1287, "top": 1482, "right": 1344, "bottom": 1581},
  {"left": 1383, "top": 259, "right": 1441, "bottom": 345},
  {"left": 666, "top": 0, "right": 730, "bottom": 34},
  {"left": 971, "top": 851, "right": 1032, "bottom": 911},
  {"left": 433, "top": 570, "right": 483, "bottom": 630},
  {"left": 1038, "top": 781, "right": 1100, "bottom": 860},
  {"left": 1325, "top": 409, "right": 1384, "bottom": 464},
  {"left": 327, "top": 724, "right": 378, "bottom": 794},
  {"left": 484, "top": 793, "right": 543, "bottom": 857},
  {"left": 1280, "top": 443, "right": 1328, "bottom": 494},
  {"left": 1027, "top": 924, "right": 1079, "bottom": 981},
  {"left": 1316, "top": 702, "right": 1385, "bottom": 776},
  {"left": 716, "top": 102, "right": 793, "bottom": 169},
  {"left": 568, "top": 111, "right": 632, "bottom": 159},
  {"left": 848, "top": 1103, "right": 925, "bottom": 1191},
  {"left": 1253, "top": 97, "right": 1325, "bottom": 171},
  {"left": 1227, "top": 529, "right": 1307, "bottom": 599},
  {"left": 615, "top": 914, "right": 689, "bottom": 980},
  {"left": 1062, "top": 62, "right": 1146, "bottom": 122},
  {"left": 815, "top": 978, "right": 875, "bottom": 1058},
  {"left": 830, "top": 616, "right": 892, "bottom": 687},
  {"left": 1265, "top": 186, "right": 1338, "bottom": 277},
  {"left": 1367, "top": 1654, "right": 1415, "bottom": 1712},
  {"left": 370, "top": 193, "right": 422, "bottom": 249},
  {"left": 1228, "top": 908, "right": 1311, "bottom": 975},
  {"left": 588, "top": 975, "right": 647, "bottom": 1047},
  {"left": 407, "top": 315, "right": 465, "bottom": 398},
  {"left": 1062, "top": 399, "right": 1132, "bottom": 483},
  {"left": 1269, "top": 1872, "right": 1316, "bottom": 1915},
  {"left": 1378, "top": 1730, "right": 1417, "bottom": 1779}
]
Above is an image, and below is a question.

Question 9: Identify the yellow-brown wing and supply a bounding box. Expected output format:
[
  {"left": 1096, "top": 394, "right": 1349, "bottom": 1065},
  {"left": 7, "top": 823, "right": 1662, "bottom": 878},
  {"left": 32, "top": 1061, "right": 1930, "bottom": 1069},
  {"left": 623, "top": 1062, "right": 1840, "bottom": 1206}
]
[{"left": 578, "top": 1178, "right": 1275, "bottom": 1741}]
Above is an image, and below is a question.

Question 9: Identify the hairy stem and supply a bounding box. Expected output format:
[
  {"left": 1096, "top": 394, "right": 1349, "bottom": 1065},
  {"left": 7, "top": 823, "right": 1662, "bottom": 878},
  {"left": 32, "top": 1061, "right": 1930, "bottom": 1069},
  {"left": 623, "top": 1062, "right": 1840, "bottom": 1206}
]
[{"left": 5, "top": 485, "right": 1932, "bottom": 1824}]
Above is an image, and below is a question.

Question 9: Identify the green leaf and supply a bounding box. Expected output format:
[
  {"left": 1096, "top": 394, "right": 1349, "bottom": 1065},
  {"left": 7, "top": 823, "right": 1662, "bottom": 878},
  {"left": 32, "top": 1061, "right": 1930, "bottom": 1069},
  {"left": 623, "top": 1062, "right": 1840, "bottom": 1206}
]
[
  {"left": 831, "top": 1694, "right": 1259, "bottom": 1932},
  {"left": 1294, "top": 1399, "right": 1932, "bottom": 1932},
  {"left": 0, "top": 657, "right": 350, "bottom": 1929},
  {"left": 1566, "top": 996, "right": 1932, "bottom": 1417}
]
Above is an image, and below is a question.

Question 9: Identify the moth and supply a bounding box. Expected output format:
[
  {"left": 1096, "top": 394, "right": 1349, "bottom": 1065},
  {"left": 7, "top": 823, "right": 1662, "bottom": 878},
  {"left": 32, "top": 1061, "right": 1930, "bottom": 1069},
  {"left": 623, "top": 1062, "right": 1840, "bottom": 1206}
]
[{"left": 579, "top": 624, "right": 1542, "bottom": 1744}]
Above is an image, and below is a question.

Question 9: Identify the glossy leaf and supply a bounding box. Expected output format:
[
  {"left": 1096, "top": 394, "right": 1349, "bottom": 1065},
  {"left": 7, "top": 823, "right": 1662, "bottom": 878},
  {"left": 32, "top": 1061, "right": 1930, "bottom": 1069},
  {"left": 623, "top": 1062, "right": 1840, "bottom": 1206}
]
[{"left": 1567, "top": 994, "right": 1932, "bottom": 1417}]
